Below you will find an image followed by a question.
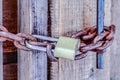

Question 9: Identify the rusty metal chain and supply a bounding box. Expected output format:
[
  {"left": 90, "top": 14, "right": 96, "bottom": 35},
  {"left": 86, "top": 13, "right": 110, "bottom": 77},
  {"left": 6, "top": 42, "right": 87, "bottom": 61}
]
[{"left": 0, "top": 25, "right": 115, "bottom": 61}]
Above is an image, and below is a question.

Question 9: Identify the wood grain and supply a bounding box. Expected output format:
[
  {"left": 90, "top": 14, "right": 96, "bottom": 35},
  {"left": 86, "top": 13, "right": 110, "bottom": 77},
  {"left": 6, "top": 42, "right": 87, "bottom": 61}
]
[
  {"left": 31, "top": 0, "right": 48, "bottom": 80},
  {"left": 50, "top": 0, "right": 96, "bottom": 80},
  {"left": 0, "top": 0, "right": 3, "bottom": 80},
  {"left": 18, "top": 0, "right": 48, "bottom": 80},
  {"left": 111, "top": 0, "right": 120, "bottom": 80},
  {"left": 83, "top": 0, "right": 97, "bottom": 80},
  {"left": 3, "top": 0, "right": 17, "bottom": 53},
  {"left": 3, "top": 63, "right": 17, "bottom": 80},
  {"left": 18, "top": 0, "right": 32, "bottom": 80}
]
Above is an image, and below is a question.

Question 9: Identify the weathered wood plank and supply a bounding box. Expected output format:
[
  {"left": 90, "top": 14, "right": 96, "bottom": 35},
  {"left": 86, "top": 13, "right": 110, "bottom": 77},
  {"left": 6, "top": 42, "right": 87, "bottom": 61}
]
[
  {"left": 0, "top": 0, "right": 3, "bottom": 80},
  {"left": 18, "top": 0, "right": 48, "bottom": 80},
  {"left": 31, "top": 0, "right": 48, "bottom": 80},
  {"left": 18, "top": 0, "right": 32, "bottom": 80},
  {"left": 3, "top": 63, "right": 17, "bottom": 80},
  {"left": 3, "top": 0, "right": 17, "bottom": 53},
  {"left": 83, "top": 0, "right": 97, "bottom": 80},
  {"left": 111, "top": 0, "right": 120, "bottom": 80},
  {"left": 3, "top": 52, "right": 17, "bottom": 64},
  {"left": 50, "top": 0, "right": 96, "bottom": 80}
]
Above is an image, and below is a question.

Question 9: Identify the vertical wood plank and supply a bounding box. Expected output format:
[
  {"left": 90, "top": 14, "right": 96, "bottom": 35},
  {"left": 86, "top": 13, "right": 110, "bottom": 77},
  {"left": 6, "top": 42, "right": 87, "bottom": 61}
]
[
  {"left": 18, "top": 0, "right": 32, "bottom": 80},
  {"left": 31, "top": 0, "right": 48, "bottom": 80},
  {"left": 111, "top": 0, "right": 120, "bottom": 80},
  {"left": 50, "top": 0, "right": 96, "bottom": 80},
  {"left": 3, "top": 0, "right": 17, "bottom": 53},
  {"left": 83, "top": 0, "right": 96, "bottom": 27},
  {"left": 0, "top": 0, "right": 3, "bottom": 80},
  {"left": 83, "top": 0, "right": 97, "bottom": 80},
  {"left": 18, "top": 0, "right": 48, "bottom": 80}
]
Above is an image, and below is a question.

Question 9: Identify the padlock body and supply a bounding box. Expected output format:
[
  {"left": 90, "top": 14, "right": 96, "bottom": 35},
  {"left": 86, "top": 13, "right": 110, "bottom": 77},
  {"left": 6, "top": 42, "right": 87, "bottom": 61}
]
[{"left": 54, "top": 36, "right": 80, "bottom": 60}]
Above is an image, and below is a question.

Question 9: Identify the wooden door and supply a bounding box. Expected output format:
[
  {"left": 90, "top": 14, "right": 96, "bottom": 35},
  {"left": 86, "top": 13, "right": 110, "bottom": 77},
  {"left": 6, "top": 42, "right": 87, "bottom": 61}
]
[{"left": 18, "top": 0, "right": 112, "bottom": 80}]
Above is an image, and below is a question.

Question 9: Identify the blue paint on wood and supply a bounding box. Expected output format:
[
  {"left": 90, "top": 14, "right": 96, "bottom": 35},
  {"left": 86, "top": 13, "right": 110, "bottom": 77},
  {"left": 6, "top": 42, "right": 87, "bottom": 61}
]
[{"left": 97, "top": 0, "right": 104, "bottom": 69}]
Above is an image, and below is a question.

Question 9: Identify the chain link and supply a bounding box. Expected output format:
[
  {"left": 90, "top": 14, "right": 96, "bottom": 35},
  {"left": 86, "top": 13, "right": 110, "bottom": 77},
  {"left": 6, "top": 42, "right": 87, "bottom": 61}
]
[{"left": 0, "top": 25, "right": 115, "bottom": 61}]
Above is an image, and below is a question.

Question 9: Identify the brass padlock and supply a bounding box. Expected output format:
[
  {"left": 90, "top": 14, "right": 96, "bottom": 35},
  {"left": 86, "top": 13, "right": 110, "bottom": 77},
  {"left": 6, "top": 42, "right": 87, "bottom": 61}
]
[{"left": 54, "top": 36, "right": 80, "bottom": 60}]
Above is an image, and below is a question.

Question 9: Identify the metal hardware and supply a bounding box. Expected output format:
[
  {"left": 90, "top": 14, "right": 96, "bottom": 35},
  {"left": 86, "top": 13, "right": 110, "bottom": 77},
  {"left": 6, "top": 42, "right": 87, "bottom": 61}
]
[
  {"left": 54, "top": 36, "right": 80, "bottom": 60},
  {"left": 32, "top": 35, "right": 58, "bottom": 42},
  {"left": 24, "top": 40, "right": 54, "bottom": 52},
  {"left": 25, "top": 36, "right": 86, "bottom": 60},
  {"left": 0, "top": 25, "right": 115, "bottom": 61},
  {"left": 97, "top": 0, "right": 104, "bottom": 69}
]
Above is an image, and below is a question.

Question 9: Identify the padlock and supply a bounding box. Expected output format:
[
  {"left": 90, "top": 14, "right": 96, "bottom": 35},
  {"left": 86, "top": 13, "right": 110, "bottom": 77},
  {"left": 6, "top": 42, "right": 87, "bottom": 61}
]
[{"left": 54, "top": 36, "right": 80, "bottom": 60}]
